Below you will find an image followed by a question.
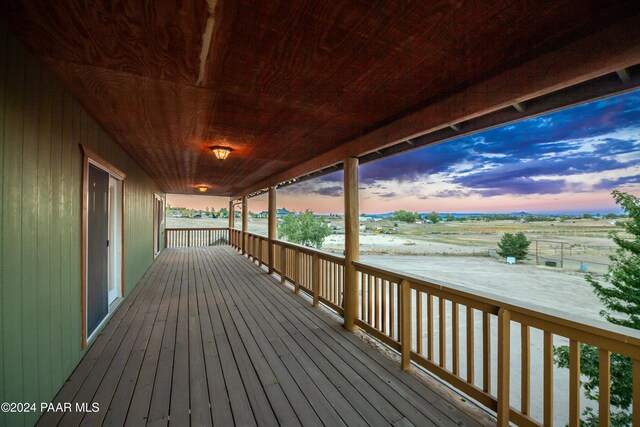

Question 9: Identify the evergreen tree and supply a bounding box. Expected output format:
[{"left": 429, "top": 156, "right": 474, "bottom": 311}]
[
  {"left": 496, "top": 232, "right": 531, "bottom": 260},
  {"left": 555, "top": 191, "right": 640, "bottom": 426}
]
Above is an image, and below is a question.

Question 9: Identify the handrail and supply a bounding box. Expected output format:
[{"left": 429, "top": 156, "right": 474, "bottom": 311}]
[
  {"left": 353, "top": 259, "right": 640, "bottom": 355},
  {"left": 228, "top": 227, "right": 640, "bottom": 426},
  {"left": 165, "top": 227, "right": 229, "bottom": 248},
  {"left": 243, "top": 230, "right": 345, "bottom": 263}
]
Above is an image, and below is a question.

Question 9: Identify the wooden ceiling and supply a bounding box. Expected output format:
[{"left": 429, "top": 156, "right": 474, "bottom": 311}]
[{"left": 2, "top": 1, "right": 640, "bottom": 196}]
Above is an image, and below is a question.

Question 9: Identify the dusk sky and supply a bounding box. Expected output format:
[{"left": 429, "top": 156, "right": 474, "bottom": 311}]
[{"left": 169, "top": 90, "right": 640, "bottom": 215}]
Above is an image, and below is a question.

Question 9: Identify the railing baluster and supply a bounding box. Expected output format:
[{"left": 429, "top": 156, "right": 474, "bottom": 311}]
[
  {"left": 416, "top": 292, "right": 422, "bottom": 354},
  {"left": 521, "top": 324, "right": 530, "bottom": 415},
  {"left": 544, "top": 331, "right": 554, "bottom": 426},
  {"left": 389, "top": 281, "right": 395, "bottom": 339},
  {"left": 569, "top": 339, "right": 581, "bottom": 427},
  {"left": 382, "top": 279, "right": 387, "bottom": 334},
  {"left": 439, "top": 297, "right": 446, "bottom": 368},
  {"left": 497, "top": 308, "right": 511, "bottom": 426},
  {"left": 375, "top": 277, "right": 380, "bottom": 330},
  {"left": 280, "top": 245, "right": 286, "bottom": 284},
  {"left": 312, "top": 253, "right": 319, "bottom": 306},
  {"left": 367, "top": 274, "right": 372, "bottom": 325},
  {"left": 599, "top": 349, "right": 610, "bottom": 427},
  {"left": 452, "top": 302, "right": 459, "bottom": 375},
  {"left": 483, "top": 312, "right": 491, "bottom": 394},
  {"left": 633, "top": 359, "right": 640, "bottom": 427},
  {"left": 427, "top": 294, "right": 433, "bottom": 361},
  {"left": 467, "top": 306, "right": 474, "bottom": 384},
  {"left": 400, "top": 280, "right": 411, "bottom": 371}
]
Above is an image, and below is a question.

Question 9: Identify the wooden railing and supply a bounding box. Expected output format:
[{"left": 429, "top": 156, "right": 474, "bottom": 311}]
[
  {"left": 230, "top": 229, "right": 640, "bottom": 426},
  {"left": 165, "top": 228, "right": 229, "bottom": 248}
]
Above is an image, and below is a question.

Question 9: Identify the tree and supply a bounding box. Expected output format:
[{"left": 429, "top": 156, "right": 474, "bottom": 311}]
[
  {"left": 554, "top": 191, "right": 640, "bottom": 426},
  {"left": 278, "top": 210, "right": 331, "bottom": 248},
  {"left": 219, "top": 207, "right": 228, "bottom": 218},
  {"left": 426, "top": 211, "right": 441, "bottom": 224},
  {"left": 496, "top": 232, "right": 530, "bottom": 260},
  {"left": 393, "top": 210, "right": 420, "bottom": 223}
]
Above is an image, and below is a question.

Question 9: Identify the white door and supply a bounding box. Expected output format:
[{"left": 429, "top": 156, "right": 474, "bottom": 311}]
[{"left": 108, "top": 177, "right": 122, "bottom": 305}]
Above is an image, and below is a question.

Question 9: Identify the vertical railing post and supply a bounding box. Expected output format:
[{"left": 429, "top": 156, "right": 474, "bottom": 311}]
[
  {"left": 164, "top": 229, "right": 168, "bottom": 248},
  {"left": 497, "top": 308, "right": 511, "bottom": 426},
  {"left": 312, "top": 253, "right": 319, "bottom": 307},
  {"left": 400, "top": 279, "right": 411, "bottom": 371},
  {"left": 241, "top": 196, "right": 248, "bottom": 255},
  {"left": 343, "top": 157, "right": 360, "bottom": 331},
  {"left": 268, "top": 186, "right": 276, "bottom": 274},
  {"left": 188, "top": 230, "right": 191, "bottom": 247}
]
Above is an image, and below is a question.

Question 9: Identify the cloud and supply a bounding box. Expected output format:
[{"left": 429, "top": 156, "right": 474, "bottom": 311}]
[
  {"left": 470, "top": 178, "right": 567, "bottom": 197},
  {"left": 315, "top": 185, "right": 343, "bottom": 197}
]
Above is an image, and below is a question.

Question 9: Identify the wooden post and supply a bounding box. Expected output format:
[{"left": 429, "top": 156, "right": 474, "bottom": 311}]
[
  {"left": 241, "top": 196, "right": 248, "bottom": 255},
  {"left": 228, "top": 199, "right": 234, "bottom": 230},
  {"left": 268, "top": 186, "right": 276, "bottom": 274},
  {"left": 497, "top": 308, "right": 511, "bottom": 426},
  {"left": 343, "top": 157, "right": 360, "bottom": 331},
  {"left": 312, "top": 253, "right": 319, "bottom": 306},
  {"left": 400, "top": 279, "right": 411, "bottom": 371}
]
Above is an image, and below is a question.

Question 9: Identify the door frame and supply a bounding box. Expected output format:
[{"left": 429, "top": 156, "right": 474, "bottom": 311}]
[
  {"left": 81, "top": 145, "right": 126, "bottom": 348},
  {"left": 153, "top": 193, "right": 165, "bottom": 258}
]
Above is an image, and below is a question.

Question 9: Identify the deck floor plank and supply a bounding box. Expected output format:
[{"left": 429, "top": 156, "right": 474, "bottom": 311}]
[{"left": 38, "top": 246, "right": 487, "bottom": 427}]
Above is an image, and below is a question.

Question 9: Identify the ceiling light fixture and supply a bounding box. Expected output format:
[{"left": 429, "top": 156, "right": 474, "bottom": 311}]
[
  {"left": 198, "top": 186, "right": 208, "bottom": 192},
  {"left": 209, "top": 145, "right": 233, "bottom": 160}
]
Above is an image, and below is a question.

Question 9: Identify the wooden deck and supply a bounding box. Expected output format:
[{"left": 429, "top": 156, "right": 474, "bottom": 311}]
[{"left": 38, "top": 246, "right": 487, "bottom": 427}]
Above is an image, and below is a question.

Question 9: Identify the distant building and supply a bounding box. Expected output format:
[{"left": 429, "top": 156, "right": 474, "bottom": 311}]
[{"left": 254, "top": 208, "right": 292, "bottom": 218}]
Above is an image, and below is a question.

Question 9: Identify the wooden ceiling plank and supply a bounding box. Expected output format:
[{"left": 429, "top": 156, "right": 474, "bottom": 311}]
[{"left": 232, "top": 13, "right": 640, "bottom": 198}]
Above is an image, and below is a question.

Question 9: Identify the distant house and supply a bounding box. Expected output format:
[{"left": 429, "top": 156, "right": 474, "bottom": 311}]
[
  {"left": 359, "top": 215, "right": 373, "bottom": 222},
  {"left": 254, "top": 208, "right": 292, "bottom": 218},
  {"left": 277, "top": 208, "right": 291, "bottom": 218}
]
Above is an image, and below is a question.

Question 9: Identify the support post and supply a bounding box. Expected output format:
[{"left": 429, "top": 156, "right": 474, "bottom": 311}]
[
  {"left": 241, "top": 196, "right": 248, "bottom": 255},
  {"left": 228, "top": 199, "right": 234, "bottom": 230},
  {"left": 268, "top": 186, "right": 276, "bottom": 274},
  {"left": 343, "top": 157, "right": 360, "bottom": 331}
]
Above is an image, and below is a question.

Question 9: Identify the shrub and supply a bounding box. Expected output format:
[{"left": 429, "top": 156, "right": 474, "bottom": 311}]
[{"left": 278, "top": 210, "right": 331, "bottom": 248}]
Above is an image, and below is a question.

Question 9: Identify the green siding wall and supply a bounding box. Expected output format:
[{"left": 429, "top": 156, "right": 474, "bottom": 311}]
[{"left": 0, "top": 27, "right": 164, "bottom": 426}]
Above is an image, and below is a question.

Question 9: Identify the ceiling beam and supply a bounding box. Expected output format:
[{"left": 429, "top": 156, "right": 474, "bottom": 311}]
[{"left": 232, "top": 15, "right": 640, "bottom": 199}]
